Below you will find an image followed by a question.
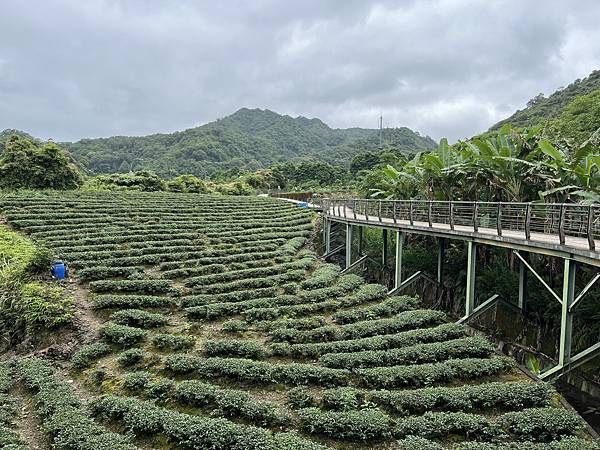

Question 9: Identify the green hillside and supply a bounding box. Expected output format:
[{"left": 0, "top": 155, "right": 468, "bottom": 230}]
[
  {"left": 53, "top": 108, "right": 436, "bottom": 177},
  {"left": 491, "top": 70, "right": 600, "bottom": 130}
]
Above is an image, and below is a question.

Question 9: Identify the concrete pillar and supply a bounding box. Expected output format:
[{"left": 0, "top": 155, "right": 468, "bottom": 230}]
[
  {"left": 559, "top": 259, "right": 576, "bottom": 366},
  {"left": 465, "top": 241, "right": 477, "bottom": 316},
  {"left": 394, "top": 231, "right": 405, "bottom": 290},
  {"left": 345, "top": 223, "right": 353, "bottom": 269}
]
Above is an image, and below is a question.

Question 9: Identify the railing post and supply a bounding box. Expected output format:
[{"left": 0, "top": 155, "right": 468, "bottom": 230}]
[
  {"left": 525, "top": 203, "right": 531, "bottom": 240},
  {"left": 449, "top": 202, "right": 455, "bottom": 230},
  {"left": 473, "top": 203, "right": 479, "bottom": 232},
  {"left": 496, "top": 203, "right": 502, "bottom": 236},
  {"left": 559, "top": 259, "right": 576, "bottom": 366},
  {"left": 559, "top": 204, "right": 566, "bottom": 245},
  {"left": 409, "top": 200, "right": 414, "bottom": 226},
  {"left": 365, "top": 200, "right": 369, "bottom": 221},
  {"left": 587, "top": 204, "right": 595, "bottom": 251},
  {"left": 378, "top": 200, "right": 382, "bottom": 222},
  {"left": 353, "top": 199, "right": 357, "bottom": 220},
  {"left": 343, "top": 201, "right": 347, "bottom": 218},
  {"left": 428, "top": 201, "right": 433, "bottom": 227},
  {"left": 392, "top": 201, "right": 397, "bottom": 224}
]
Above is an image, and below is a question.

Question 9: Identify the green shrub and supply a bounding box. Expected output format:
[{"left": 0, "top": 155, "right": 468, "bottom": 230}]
[
  {"left": 99, "top": 323, "right": 147, "bottom": 347},
  {"left": 151, "top": 333, "right": 195, "bottom": 351},
  {"left": 367, "top": 381, "right": 553, "bottom": 414},
  {"left": 16, "top": 282, "right": 74, "bottom": 331},
  {"left": 110, "top": 309, "right": 169, "bottom": 328},
  {"left": 271, "top": 322, "right": 467, "bottom": 358},
  {"left": 332, "top": 295, "right": 420, "bottom": 324},
  {"left": 166, "top": 355, "right": 349, "bottom": 386},
  {"left": 300, "top": 264, "right": 340, "bottom": 290},
  {"left": 203, "top": 339, "right": 265, "bottom": 359},
  {"left": 89, "top": 279, "right": 178, "bottom": 295},
  {"left": 92, "top": 294, "right": 174, "bottom": 310},
  {"left": 76, "top": 266, "right": 144, "bottom": 282},
  {"left": 287, "top": 387, "right": 317, "bottom": 409},
  {"left": 499, "top": 407, "right": 583, "bottom": 441},
  {"left": 175, "top": 380, "right": 282, "bottom": 426},
  {"left": 322, "top": 387, "right": 358, "bottom": 411},
  {"left": 72, "top": 343, "right": 112, "bottom": 369},
  {"left": 16, "top": 358, "right": 135, "bottom": 449},
  {"left": 357, "top": 356, "right": 515, "bottom": 388},
  {"left": 298, "top": 407, "right": 392, "bottom": 441},
  {"left": 146, "top": 378, "right": 175, "bottom": 400},
  {"left": 90, "top": 394, "right": 327, "bottom": 449},
  {"left": 394, "top": 410, "right": 500, "bottom": 440},
  {"left": 319, "top": 336, "right": 495, "bottom": 369},
  {"left": 122, "top": 371, "right": 152, "bottom": 392},
  {"left": 271, "top": 309, "right": 446, "bottom": 344},
  {"left": 116, "top": 348, "right": 149, "bottom": 368},
  {"left": 222, "top": 319, "right": 249, "bottom": 333},
  {"left": 256, "top": 316, "right": 327, "bottom": 332}
]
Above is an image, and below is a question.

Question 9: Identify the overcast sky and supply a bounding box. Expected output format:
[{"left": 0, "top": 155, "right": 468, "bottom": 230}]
[{"left": 1, "top": 0, "right": 599, "bottom": 143}]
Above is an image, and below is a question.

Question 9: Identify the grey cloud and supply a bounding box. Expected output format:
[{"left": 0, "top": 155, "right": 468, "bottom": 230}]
[{"left": 1, "top": 0, "right": 599, "bottom": 143}]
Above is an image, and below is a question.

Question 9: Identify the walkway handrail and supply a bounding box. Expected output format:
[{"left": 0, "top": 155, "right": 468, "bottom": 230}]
[{"left": 322, "top": 198, "right": 599, "bottom": 252}]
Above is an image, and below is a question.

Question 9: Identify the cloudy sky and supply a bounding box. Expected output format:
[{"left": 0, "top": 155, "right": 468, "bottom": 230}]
[{"left": 1, "top": 0, "right": 599, "bottom": 143}]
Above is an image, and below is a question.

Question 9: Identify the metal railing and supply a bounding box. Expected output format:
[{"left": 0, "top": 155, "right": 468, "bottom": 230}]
[{"left": 322, "top": 198, "right": 600, "bottom": 251}]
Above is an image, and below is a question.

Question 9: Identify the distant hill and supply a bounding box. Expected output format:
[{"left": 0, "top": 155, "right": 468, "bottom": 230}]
[
  {"left": 48, "top": 108, "right": 436, "bottom": 177},
  {"left": 491, "top": 70, "right": 600, "bottom": 130}
]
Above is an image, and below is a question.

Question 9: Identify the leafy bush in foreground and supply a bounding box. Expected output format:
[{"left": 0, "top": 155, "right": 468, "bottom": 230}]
[{"left": 16, "top": 358, "right": 135, "bottom": 449}]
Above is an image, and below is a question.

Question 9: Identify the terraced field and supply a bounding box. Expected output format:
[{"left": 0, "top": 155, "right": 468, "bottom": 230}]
[{"left": 0, "top": 192, "right": 598, "bottom": 449}]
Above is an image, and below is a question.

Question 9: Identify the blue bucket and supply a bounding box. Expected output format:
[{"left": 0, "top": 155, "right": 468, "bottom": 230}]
[
  {"left": 298, "top": 202, "right": 308, "bottom": 208},
  {"left": 51, "top": 261, "right": 66, "bottom": 280}
]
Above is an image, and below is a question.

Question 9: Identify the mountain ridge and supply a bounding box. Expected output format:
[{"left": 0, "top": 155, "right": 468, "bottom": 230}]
[{"left": 5, "top": 107, "right": 436, "bottom": 178}]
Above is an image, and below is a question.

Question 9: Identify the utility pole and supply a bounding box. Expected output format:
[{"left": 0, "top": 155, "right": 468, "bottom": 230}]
[{"left": 379, "top": 115, "right": 383, "bottom": 149}]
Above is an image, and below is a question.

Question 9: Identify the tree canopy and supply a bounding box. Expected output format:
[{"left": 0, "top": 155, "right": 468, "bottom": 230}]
[{"left": 0, "top": 135, "right": 82, "bottom": 190}]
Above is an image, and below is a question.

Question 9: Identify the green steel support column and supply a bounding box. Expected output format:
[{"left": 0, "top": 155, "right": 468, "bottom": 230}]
[
  {"left": 357, "top": 226, "right": 363, "bottom": 255},
  {"left": 518, "top": 255, "right": 527, "bottom": 311},
  {"left": 465, "top": 241, "right": 477, "bottom": 317},
  {"left": 559, "top": 259, "right": 576, "bottom": 366},
  {"left": 345, "top": 223, "right": 353, "bottom": 269},
  {"left": 382, "top": 229, "right": 389, "bottom": 266},
  {"left": 325, "top": 219, "right": 331, "bottom": 255},
  {"left": 437, "top": 238, "right": 445, "bottom": 284},
  {"left": 394, "top": 231, "right": 405, "bottom": 289}
]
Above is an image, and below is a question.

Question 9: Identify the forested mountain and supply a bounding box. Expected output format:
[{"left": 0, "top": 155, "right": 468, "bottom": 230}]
[
  {"left": 491, "top": 70, "right": 600, "bottom": 130},
  {"left": 53, "top": 108, "right": 435, "bottom": 177}
]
